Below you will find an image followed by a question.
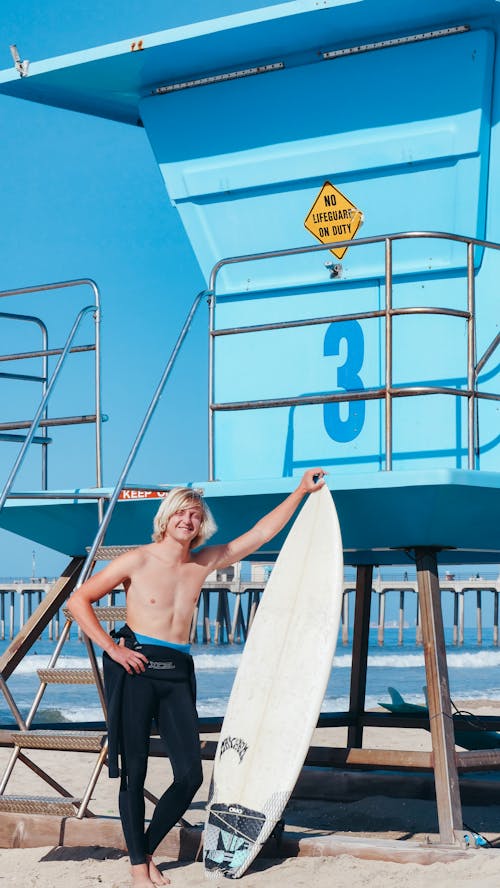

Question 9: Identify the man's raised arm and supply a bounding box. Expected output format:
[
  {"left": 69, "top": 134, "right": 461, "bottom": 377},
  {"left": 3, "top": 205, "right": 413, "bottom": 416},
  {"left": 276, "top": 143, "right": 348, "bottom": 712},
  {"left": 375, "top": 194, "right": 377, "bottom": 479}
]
[{"left": 196, "top": 468, "right": 326, "bottom": 572}]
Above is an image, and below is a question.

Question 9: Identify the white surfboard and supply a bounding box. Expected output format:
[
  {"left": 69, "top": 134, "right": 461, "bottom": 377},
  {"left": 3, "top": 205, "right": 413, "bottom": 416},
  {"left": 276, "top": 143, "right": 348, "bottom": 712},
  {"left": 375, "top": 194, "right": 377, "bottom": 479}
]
[{"left": 203, "top": 484, "right": 344, "bottom": 879}]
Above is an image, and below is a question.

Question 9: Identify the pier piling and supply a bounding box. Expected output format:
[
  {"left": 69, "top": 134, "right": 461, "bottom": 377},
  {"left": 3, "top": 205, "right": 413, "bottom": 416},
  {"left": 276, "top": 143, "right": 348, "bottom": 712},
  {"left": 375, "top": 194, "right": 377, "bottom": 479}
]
[
  {"left": 377, "top": 592, "right": 386, "bottom": 647},
  {"left": 494, "top": 590, "right": 499, "bottom": 646},
  {"left": 476, "top": 589, "right": 483, "bottom": 646},
  {"left": 202, "top": 589, "right": 211, "bottom": 644},
  {"left": 398, "top": 590, "right": 404, "bottom": 646},
  {"left": 341, "top": 591, "right": 350, "bottom": 645}
]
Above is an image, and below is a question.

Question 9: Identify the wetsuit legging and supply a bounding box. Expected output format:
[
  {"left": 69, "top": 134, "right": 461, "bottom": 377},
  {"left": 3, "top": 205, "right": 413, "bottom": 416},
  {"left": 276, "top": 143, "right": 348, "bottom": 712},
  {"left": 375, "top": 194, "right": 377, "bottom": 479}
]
[{"left": 117, "top": 644, "right": 203, "bottom": 865}]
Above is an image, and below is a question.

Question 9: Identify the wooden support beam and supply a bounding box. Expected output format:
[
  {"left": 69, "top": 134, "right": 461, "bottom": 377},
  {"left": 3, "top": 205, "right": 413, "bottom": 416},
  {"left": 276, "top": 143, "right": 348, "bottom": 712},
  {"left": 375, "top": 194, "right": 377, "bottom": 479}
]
[
  {"left": 416, "top": 548, "right": 464, "bottom": 847},
  {"left": 0, "top": 557, "right": 85, "bottom": 680},
  {"left": 456, "top": 748, "right": 500, "bottom": 771},
  {"left": 0, "top": 812, "right": 474, "bottom": 865},
  {"left": 347, "top": 565, "right": 373, "bottom": 748},
  {"left": 331, "top": 747, "right": 433, "bottom": 769},
  {"left": 197, "top": 739, "right": 432, "bottom": 770},
  {"left": 292, "top": 766, "right": 500, "bottom": 806},
  {"left": 302, "top": 746, "right": 433, "bottom": 770},
  {"left": 3, "top": 708, "right": 500, "bottom": 748}
]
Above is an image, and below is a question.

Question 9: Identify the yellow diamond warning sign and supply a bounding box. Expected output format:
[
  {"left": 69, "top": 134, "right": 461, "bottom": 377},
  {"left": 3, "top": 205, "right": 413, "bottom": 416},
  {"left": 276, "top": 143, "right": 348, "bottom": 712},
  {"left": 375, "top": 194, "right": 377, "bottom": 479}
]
[{"left": 304, "top": 182, "right": 363, "bottom": 259}]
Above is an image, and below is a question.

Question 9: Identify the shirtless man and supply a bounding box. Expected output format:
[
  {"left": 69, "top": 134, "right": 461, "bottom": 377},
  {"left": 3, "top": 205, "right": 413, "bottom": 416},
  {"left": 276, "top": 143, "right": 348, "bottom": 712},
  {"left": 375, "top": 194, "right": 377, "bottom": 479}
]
[{"left": 67, "top": 468, "right": 325, "bottom": 887}]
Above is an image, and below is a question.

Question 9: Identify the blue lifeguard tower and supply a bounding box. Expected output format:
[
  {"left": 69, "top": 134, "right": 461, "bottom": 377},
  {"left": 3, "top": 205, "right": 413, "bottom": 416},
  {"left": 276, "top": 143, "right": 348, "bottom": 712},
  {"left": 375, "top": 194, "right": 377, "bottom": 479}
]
[{"left": 0, "top": 0, "right": 499, "bottom": 861}]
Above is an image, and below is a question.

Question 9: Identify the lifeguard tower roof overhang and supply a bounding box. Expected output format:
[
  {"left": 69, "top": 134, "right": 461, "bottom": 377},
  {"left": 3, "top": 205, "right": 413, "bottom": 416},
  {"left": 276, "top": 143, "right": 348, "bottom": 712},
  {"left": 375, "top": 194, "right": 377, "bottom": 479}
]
[
  {"left": 0, "top": 0, "right": 488, "bottom": 126},
  {"left": 0, "top": 0, "right": 499, "bottom": 566}
]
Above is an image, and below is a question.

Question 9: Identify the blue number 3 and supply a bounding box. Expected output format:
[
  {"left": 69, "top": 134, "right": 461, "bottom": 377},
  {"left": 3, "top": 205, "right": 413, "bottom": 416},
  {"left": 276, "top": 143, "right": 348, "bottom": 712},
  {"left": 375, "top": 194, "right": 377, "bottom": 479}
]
[{"left": 323, "top": 320, "right": 365, "bottom": 443}]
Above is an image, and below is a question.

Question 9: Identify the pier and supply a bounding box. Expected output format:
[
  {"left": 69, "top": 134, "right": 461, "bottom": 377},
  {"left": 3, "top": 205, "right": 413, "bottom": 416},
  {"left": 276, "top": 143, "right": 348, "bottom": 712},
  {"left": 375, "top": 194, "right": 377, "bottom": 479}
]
[{"left": 1, "top": 569, "right": 498, "bottom": 646}]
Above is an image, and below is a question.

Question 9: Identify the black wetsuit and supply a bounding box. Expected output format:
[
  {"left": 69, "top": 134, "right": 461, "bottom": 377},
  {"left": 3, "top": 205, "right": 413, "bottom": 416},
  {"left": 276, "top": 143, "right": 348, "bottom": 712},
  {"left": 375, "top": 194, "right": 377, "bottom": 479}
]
[{"left": 103, "top": 625, "right": 203, "bottom": 866}]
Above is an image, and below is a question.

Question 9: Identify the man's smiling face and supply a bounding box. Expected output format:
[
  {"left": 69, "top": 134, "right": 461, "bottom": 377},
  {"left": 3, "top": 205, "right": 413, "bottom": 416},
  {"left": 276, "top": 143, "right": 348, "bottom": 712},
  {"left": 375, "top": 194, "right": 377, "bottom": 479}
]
[{"left": 166, "top": 505, "right": 203, "bottom": 546}]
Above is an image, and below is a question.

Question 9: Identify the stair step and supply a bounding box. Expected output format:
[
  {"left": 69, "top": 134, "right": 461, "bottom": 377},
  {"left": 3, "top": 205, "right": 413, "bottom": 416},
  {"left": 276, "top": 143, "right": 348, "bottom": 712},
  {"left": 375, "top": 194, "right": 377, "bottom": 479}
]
[
  {"left": 89, "top": 545, "right": 138, "bottom": 561},
  {"left": 37, "top": 667, "right": 103, "bottom": 685},
  {"left": 63, "top": 606, "right": 126, "bottom": 622},
  {"left": 92, "top": 606, "right": 126, "bottom": 622},
  {"left": 11, "top": 730, "right": 106, "bottom": 752},
  {"left": 0, "top": 794, "right": 81, "bottom": 816}
]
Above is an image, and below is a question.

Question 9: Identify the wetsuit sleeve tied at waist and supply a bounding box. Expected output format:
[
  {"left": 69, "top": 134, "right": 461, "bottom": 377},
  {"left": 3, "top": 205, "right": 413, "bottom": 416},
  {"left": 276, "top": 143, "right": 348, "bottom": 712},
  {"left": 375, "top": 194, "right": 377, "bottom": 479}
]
[{"left": 102, "top": 624, "right": 197, "bottom": 779}]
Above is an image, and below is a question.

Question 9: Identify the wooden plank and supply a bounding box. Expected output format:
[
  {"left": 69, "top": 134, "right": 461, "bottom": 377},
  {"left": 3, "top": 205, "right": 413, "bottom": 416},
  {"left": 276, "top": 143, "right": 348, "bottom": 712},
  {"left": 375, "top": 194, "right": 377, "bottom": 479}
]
[
  {"left": 197, "top": 739, "right": 431, "bottom": 770},
  {"left": 0, "top": 812, "right": 67, "bottom": 848},
  {"left": 361, "top": 712, "right": 429, "bottom": 729},
  {"left": 0, "top": 557, "right": 85, "bottom": 680},
  {"left": 416, "top": 548, "right": 464, "bottom": 847},
  {"left": 293, "top": 767, "right": 437, "bottom": 802},
  {"left": 0, "top": 730, "right": 445, "bottom": 768},
  {"left": 319, "top": 747, "right": 433, "bottom": 770},
  {"left": 292, "top": 834, "right": 471, "bottom": 864},
  {"left": 0, "top": 812, "right": 475, "bottom": 865},
  {"left": 347, "top": 565, "right": 373, "bottom": 748},
  {"left": 294, "top": 766, "right": 500, "bottom": 806},
  {"left": 457, "top": 749, "right": 500, "bottom": 770},
  {"left": 0, "top": 812, "right": 203, "bottom": 857},
  {"left": 7, "top": 711, "right": 453, "bottom": 746},
  {"left": 11, "top": 707, "right": 479, "bottom": 735}
]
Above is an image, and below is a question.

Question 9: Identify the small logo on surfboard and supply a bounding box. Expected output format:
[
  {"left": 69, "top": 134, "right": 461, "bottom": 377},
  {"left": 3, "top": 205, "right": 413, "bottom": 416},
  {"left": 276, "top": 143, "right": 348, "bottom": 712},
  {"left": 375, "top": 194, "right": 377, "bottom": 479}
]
[{"left": 220, "top": 736, "right": 248, "bottom": 763}]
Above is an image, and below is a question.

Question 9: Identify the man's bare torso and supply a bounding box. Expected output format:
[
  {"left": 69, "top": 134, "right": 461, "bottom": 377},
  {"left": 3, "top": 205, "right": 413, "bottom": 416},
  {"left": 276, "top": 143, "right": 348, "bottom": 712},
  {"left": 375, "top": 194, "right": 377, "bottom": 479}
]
[{"left": 124, "top": 544, "right": 208, "bottom": 644}]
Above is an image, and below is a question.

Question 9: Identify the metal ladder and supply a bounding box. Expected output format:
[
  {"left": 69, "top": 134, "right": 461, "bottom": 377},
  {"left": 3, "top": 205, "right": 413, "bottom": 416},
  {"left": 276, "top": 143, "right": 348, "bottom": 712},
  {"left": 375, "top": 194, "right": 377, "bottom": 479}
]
[
  {"left": 0, "top": 278, "right": 106, "bottom": 815},
  {"left": 0, "top": 287, "right": 207, "bottom": 817},
  {"left": 0, "top": 554, "right": 145, "bottom": 818}
]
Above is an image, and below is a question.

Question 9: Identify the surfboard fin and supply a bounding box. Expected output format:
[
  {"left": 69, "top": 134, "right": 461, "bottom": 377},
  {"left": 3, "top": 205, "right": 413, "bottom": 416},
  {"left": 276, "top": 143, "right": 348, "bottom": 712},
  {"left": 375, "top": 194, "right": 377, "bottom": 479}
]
[{"left": 388, "top": 686, "right": 405, "bottom": 706}]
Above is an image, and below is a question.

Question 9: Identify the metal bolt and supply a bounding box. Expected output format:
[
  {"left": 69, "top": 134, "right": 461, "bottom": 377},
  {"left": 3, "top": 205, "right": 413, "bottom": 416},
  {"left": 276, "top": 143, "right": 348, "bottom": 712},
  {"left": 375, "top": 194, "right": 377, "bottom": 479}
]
[{"left": 325, "top": 262, "right": 343, "bottom": 279}]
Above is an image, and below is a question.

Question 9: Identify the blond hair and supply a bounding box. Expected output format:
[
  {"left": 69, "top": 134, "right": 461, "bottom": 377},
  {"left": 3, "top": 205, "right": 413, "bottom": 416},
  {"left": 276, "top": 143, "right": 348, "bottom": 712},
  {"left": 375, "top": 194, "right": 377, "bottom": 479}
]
[{"left": 152, "top": 488, "right": 217, "bottom": 548}]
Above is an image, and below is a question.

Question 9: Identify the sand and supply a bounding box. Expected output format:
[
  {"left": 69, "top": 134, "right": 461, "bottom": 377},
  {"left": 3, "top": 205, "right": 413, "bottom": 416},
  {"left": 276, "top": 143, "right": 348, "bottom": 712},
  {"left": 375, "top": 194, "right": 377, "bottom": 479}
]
[
  {"left": 0, "top": 701, "right": 499, "bottom": 887},
  {"left": 2, "top": 847, "right": 500, "bottom": 888}
]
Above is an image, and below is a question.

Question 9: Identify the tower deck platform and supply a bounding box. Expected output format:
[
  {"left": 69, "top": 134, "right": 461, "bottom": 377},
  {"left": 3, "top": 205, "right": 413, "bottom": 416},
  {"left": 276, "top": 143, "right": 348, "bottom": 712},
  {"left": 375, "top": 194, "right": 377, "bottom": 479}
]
[{"left": 1, "top": 468, "right": 499, "bottom": 565}]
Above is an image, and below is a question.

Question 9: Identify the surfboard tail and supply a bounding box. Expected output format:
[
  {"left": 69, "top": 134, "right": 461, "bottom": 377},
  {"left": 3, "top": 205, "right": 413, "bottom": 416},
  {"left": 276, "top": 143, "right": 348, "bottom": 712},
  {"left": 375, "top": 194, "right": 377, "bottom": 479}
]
[
  {"left": 204, "top": 790, "right": 290, "bottom": 879},
  {"left": 204, "top": 802, "right": 266, "bottom": 879}
]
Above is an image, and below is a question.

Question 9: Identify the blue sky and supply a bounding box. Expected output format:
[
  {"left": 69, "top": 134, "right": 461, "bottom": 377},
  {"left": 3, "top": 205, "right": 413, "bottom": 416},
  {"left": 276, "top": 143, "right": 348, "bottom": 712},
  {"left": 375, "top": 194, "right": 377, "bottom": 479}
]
[{"left": 0, "top": 1, "right": 286, "bottom": 577}]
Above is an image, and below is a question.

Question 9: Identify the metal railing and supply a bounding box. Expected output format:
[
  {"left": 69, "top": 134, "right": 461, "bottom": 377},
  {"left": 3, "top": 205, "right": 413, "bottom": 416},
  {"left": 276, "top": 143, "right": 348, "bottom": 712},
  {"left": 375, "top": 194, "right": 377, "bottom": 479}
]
[
  {"left": 63, "top": 230, "right": 500, "bottom": 584},
  {"left": 0, "top": 279, "right": 103, "bottom": 504},
  {"left": 4, "top": 232, "right": 497, "bottom": 584},
  {"left": 0, "top": 311, "right": 50, "bottom": 484},
  {"left": 207, "top": 231, "right": 500, "bottom": 477},
  {"left": 74, "top": 288, "right": 207, "bottom": 589}
]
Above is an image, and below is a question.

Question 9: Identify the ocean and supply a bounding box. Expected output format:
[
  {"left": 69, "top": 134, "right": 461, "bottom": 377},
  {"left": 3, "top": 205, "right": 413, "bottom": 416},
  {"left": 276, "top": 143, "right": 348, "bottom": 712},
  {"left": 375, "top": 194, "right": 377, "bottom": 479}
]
[{"left": 2, "top": 626, "right": 500, "bottom": 725}]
